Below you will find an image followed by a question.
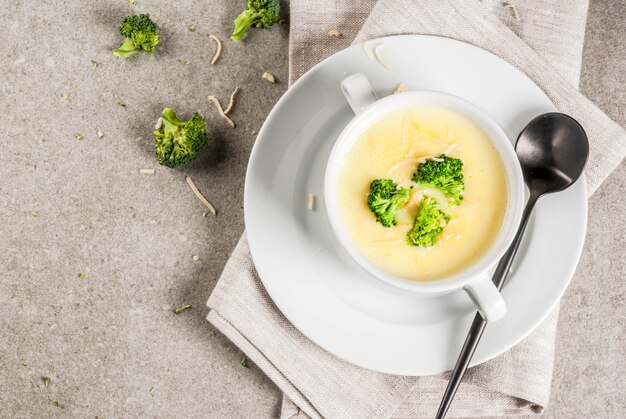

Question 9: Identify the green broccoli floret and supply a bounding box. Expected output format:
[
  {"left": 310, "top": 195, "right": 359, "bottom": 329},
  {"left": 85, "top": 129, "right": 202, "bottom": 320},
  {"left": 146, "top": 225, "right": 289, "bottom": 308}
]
[
  {"left": 406, "top": 196, "right": 450, "bottom": 247},
  {"left": 154, "top": 108, "right": 208, "bottom": 168},
  {"left": 231, "top": 0, "right": 281, "bottom": 42},
  {"left": 412, "top": 154, "right": 464, "bottom": 205},
  {"left": 367, "top": 179, "right": 411, "bottom": 228},
  {"left": 113, "top": 14, "right": 160, "bottom": 58}
]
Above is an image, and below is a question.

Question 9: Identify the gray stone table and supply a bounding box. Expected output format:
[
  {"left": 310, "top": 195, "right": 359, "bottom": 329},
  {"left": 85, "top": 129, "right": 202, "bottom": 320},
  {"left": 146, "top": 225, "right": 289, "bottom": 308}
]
[{"left": 0, "top": 1, "right": 623, "bottom": 417}]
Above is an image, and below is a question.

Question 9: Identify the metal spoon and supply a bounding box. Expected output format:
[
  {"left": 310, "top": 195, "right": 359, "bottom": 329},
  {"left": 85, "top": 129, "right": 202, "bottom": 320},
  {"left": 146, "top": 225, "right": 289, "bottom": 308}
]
[{"left": 435, "top": 112, "right": 589, "bottom": 419}]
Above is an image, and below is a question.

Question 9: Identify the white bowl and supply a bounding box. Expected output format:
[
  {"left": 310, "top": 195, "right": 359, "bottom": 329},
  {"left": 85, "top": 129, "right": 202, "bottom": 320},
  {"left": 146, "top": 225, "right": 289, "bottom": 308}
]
[{"left": 324, "top": 83, "right": 525, "bottom": 321}]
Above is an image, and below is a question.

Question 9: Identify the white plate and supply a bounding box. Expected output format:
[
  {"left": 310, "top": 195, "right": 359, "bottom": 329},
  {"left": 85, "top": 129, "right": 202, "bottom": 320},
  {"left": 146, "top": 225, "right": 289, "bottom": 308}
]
[{"left": 244, "top": 35, "right": 587, "bottom": 376}]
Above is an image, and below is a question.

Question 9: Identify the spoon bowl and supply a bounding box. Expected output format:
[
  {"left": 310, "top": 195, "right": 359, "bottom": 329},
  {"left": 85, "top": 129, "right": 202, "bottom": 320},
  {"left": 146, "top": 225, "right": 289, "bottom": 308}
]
[{"left": 516, "top": 112, "right": 589, "bottom": 195}]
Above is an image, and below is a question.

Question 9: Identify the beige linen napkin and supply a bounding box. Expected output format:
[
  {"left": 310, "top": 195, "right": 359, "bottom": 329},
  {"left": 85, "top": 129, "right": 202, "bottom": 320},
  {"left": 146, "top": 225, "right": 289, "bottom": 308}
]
[{"left": 208, "top": 1, "right": 626, "bottom": 418}]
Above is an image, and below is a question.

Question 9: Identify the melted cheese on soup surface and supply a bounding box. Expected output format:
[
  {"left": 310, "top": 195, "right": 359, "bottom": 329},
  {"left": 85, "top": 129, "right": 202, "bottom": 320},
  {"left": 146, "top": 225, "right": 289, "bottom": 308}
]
[{"left": 337, "top": 106, "right": 508, "bottom": 281}]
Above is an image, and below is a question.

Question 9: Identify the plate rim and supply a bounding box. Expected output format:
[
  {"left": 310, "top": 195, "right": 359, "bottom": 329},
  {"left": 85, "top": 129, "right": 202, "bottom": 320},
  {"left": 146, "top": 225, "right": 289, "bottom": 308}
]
[{"left": 244, "top": 34, "right": 588, "bottom": 376}]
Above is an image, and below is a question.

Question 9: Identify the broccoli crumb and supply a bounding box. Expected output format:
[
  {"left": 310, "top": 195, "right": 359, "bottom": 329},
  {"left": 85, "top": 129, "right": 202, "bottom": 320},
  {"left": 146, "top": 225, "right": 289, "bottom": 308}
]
[
  {"left": 60, "top": 93, "right": 70, "bottom": 100},
  {"left": 240, "top": 355, "right": 249, "bottom": 368},
  {"left": 406, "top": 196, "right": 450, "bottom": 247},
  {"left": 113, "top": 14, "right": 159, "bottom": 58},
  {"left": 41, "top": 376, "right": 50, "bottom": 387},
  {"left": 173, "top": 304, "right": 191, "bottom": 314},
  {"left": 51, "top": 400, "right": 64, "bottom": 409},
  {"left": 74, "top": 133, "right": 83, "bottom": 141},
  {"left": 114, "top": 94, "right": 126, "bottom": 107},
  {"left": 91, "top": 60, "right": 98, "bottom": 69},
  {"left": 128, "top": 0, "right": 136, "bottom": 4},
  {"left": 154, "top": 109, "right": 208, "bottom": 167},
  {"left": 178, "top": 59, "right": 189, "bottom": 65},
  {"left": 188, "top": 23, "right": 196, "bottom": 32},
  {"left": 231, "top": 0, "right": 281, "bottom": 41},
  {"left": 367, "top": 179, "right": 411, "bottom": 227},
  {"left": 78, "top": 273, "right": 87, "bottom": 279},
  {"left": 412, "top": 154, "right": 464, "bottom": 205}
]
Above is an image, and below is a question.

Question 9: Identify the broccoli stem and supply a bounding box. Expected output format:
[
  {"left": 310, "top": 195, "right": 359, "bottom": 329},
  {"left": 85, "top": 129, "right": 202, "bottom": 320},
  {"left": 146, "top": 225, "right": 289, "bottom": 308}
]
[
  {"left": 231, "top": 10, "right": 262, "bottom": 41},
  {"left": 113, "top": 38, "right": 138, "bottom": 58},
  {"left": 161, "top": 108, "right": 184, "bottom": 128}
]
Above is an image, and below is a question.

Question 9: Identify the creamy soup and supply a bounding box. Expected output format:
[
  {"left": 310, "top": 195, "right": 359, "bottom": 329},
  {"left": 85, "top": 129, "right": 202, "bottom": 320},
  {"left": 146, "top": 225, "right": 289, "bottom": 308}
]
[{"left": 337, "top": 106, "right": 508, "bottom": 281}]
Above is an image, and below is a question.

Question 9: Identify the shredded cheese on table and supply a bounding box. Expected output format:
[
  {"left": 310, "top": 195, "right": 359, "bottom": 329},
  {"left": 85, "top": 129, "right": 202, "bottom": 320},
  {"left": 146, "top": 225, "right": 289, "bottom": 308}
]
[
  {"left": 223, "top": 86, "right": 240, "bottom": 115},
  {"left": 209, "top": 34, "right": 222, "bottom": 65},
  {"left": 208, "top": 95, "right": 235, "bottom": 128},
  {"left": 327, "top": 29, "right": 342, "bottom": 38},
  {"left": 139, "top": 168, "right": 155, "bottom": 174},
  {"left": 186, "top": 176, "right": 217, "bottom": 215},
  {"left": 262, "top": 72, "right": 276, "bottom": 83}
]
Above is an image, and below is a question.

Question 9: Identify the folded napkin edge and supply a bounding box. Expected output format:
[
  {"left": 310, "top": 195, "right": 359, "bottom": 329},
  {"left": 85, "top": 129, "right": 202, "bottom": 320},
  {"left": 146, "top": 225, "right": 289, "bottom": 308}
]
[{"left": 207, "top": 310, "right": 324, "bottom": 419}]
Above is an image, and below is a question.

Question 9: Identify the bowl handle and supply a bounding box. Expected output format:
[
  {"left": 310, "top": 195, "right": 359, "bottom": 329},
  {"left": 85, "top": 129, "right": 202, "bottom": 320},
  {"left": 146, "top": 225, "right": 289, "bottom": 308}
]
[
  {"left": 340, "top": 73, "right": 378, "bottom": 114},
  {"left": 463, "top": 274, "right": 507, "bottom": 323}
]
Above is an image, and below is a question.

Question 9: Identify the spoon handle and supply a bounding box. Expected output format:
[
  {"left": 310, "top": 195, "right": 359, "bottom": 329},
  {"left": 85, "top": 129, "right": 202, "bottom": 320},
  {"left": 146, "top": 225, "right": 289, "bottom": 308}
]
[
  {"left": 435, "top": 192, "right": 540, "bottom": 419},
  {"left": 492, "top": 191, "right": 540, "bottom": 291}
]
